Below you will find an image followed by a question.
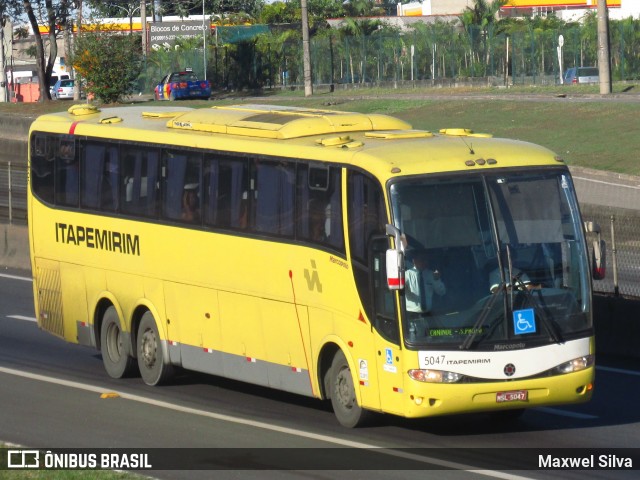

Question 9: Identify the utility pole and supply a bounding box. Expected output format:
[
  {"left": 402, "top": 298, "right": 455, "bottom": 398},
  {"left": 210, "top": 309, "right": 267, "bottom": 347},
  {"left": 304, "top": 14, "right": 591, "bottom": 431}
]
[
  {"left": 0, "top": 17, "right": 7, "bottom": 103},
  {"left": 141, "top": 1, "right": 148, "bottom": 56},
  {"left": 597, "top": 0, "right": 612, "bottom": 94},
  {"left": 300, "top": 0, "right": 312, "bottom": 97},
  {"left": 74, "top": 0, "right": 83, "bottom": 100}
]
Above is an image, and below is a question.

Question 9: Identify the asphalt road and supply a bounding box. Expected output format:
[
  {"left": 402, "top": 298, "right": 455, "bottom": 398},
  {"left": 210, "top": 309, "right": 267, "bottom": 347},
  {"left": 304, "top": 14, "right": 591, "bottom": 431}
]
[{"left": 1, "top": 269, "right": 640, "bottom": 479}]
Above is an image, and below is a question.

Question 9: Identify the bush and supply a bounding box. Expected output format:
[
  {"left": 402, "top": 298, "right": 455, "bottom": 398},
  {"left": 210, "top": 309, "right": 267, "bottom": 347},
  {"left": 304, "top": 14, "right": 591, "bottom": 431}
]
[{"left": 73, "top": 32, "right": 143, "bottom": 104}]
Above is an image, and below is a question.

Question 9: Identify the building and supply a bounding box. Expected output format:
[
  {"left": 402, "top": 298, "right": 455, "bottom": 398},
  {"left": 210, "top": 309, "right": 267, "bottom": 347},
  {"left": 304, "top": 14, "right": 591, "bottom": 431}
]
[
  {"left": 397, "top": 0, "right": 639, "bottom": 21},
  {"left": 397, "top": 0, "right": 474, "bottom": 17}
]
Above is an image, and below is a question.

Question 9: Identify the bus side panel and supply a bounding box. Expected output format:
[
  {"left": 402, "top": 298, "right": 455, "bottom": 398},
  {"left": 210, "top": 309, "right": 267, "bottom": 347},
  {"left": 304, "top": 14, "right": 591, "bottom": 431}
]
[
  {"left": 218, "top": 291, "right": 269, "bottom": 387},
  {"left": 164, "top": 282, "right": 222, "bottom": 374},
  {"left": 262, "top": 301, "right": 313, "bottom": 396},
  {"left": 214, "top": 291, "right": 314, "bottom": 396},
  {"left": 59, "top": 263, "right": 89, "bottom": 345}
]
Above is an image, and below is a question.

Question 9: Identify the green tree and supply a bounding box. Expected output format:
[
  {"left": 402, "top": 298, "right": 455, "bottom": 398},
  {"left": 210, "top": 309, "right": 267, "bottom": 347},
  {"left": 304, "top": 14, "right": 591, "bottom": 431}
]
[
  {"left": 20, "top": 0, "right": 76, "bottom": 101},
  {"left": 207, "top": 0, "right": 264, "bottom": 19},
  {"left": 73, "top": 29, "right": 143, "bottom": 103},
  {"left": 343, "top": 0, "right": 380, "bottom": 18},
  {"left": 259, "top": 1, "right": 299, "bottom": 24}
]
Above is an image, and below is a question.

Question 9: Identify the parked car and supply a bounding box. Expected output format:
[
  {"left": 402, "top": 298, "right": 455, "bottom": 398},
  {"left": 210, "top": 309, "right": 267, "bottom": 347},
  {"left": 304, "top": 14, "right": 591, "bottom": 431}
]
[
  {"left": 52, "top": 79, "right": 74, "bottom": 99},
  {"left": 563, "top": 67, "right": 599, "bottom": 85},
  {"left": 154, "top": 68, "right": 211, "bottom": 100},
  {"left": 49, "top": 74, "right": 70, "bottom": 97}
]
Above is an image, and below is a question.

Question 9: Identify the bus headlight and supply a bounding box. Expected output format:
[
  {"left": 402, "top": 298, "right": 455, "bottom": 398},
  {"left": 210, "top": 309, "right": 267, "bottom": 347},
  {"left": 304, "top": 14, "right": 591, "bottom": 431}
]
[
  {"left": 552, "top": 355, "right": 595, "bottom": 375},
  {"left": 408, "top": 369, "right": 463, "bottom": 383}
]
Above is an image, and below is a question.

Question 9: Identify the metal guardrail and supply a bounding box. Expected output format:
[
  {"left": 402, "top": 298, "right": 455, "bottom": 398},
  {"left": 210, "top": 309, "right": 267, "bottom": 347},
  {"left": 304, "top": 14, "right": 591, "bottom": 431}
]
[{"left": 0, "top": 161, "right": 28, "bottom": 225}]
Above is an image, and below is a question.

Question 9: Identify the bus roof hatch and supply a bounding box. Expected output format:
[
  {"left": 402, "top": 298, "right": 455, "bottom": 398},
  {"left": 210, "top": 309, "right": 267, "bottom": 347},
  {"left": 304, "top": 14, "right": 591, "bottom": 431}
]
[{"left": 165, "top": 104, "right": 412, "bottom": 139}]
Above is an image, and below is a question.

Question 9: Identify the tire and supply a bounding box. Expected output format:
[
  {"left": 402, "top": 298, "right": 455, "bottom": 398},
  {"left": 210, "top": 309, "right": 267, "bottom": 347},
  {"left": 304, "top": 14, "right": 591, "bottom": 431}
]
[
  {"left": 100, "top": 306, "right": 136, "bottom": 378},
  {"left": 137, "top": 311, "right": 174, "bottom": 386},
  {"left": 329, "top": 350, "right": 371, "bottom": 428},
  {"left": 169, "top": 91, "right": 176, "bottom": 101}
]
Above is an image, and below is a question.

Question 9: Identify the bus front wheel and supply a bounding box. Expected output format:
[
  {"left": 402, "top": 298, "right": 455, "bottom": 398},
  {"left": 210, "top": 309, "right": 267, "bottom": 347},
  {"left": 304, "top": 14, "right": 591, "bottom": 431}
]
[
  {"left": 329, "top": 350, "right": 371, "bottom": 428},
  {"left": 100, "top": 306, "right": 136, "bottom": 379},
  {"left": 137, "top": 312, "right": 174, "bottom": 386}
]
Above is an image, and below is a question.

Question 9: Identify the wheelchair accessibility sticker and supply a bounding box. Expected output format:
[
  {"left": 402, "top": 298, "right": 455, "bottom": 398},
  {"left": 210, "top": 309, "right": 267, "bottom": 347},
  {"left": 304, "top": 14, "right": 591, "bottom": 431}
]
[
  {"left": 383, "top": 348, "right": 397, "bottom": 374},
  {"left": 513, "top": 308, "right": 536, "bottom": 335}
]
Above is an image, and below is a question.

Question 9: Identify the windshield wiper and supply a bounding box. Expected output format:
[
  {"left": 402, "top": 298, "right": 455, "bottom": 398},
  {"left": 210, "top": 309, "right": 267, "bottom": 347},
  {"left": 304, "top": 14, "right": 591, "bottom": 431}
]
[
  {"left": 460, "top": 282, "right": 506, "bottom": 350},
  {"left": 512, "top": 276, "right": 563, "bottom": 344}
]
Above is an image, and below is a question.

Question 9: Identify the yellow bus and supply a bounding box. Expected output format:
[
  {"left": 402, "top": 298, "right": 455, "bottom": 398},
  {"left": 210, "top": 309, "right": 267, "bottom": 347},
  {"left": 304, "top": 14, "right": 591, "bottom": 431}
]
[{"left": 28, "top": 103, "right": 603, "bottom": 427}]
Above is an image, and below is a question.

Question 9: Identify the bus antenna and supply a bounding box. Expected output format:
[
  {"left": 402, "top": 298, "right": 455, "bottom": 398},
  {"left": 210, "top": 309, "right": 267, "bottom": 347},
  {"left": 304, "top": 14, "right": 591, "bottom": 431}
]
[{"left": 460, "top": 137, "right": 475, "bottom": 155}]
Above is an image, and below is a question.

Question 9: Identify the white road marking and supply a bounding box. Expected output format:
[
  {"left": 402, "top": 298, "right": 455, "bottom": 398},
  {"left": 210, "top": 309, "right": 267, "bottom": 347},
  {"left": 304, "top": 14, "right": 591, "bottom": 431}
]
[
  {"left": 536, "top": 408, "right": 598, "bottom": 420},
  {"left": 7, "top": 315, "right": 37, "bottom": 322},
  {"left": 597, "top": 365, "right": 640, "bottom": 377},
  {"left": 572, "top": 176, "right": 640, "bottom": 190},
  {"left": 0, "top": 365, "right": 531, "bottom": 480},
  {"left": 0, "top": 272, "right": 32, "bottom": 282}
]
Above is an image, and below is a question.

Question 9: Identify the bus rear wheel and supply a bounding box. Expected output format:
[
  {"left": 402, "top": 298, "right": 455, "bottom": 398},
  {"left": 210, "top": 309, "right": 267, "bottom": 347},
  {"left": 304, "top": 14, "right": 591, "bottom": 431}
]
[
  {"left": 329, "top": 350, "right": 371, "bottom": 428},
  {"left": 101, "top": 306, "right": 136, "bottom": 378},
  {"left": 137, "top": 312, "right": 174, "bottom": 386}
]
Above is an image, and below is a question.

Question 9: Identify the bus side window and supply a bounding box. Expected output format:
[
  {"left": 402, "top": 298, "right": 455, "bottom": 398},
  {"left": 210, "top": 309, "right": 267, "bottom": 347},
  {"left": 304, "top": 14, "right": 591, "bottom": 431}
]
[
  {"left": 81, "top": 142, "right": 106, "bottom": 209},
  {"left": 162, "top": 150, "right": 202, "bottom": 224},
  {"left": 54, "top": 137, "right": 78, "bottom": 207},
  {"left": 102, "top": 147, "right": 120, "bottom": 212},
  {"left": 296, "top": 164, "right": 345, "bottom": 252},
  {"left": 348, "top": 171, "right": 386, "bottom": 263},
  {"left": 81, "top": 141, "right": 119, "bottom": 212},
  {"left": 254, "top": 160, "right": 295, "bottom": 237},
  {"left": 30, "top": 134, "right": 55, "bottom": 204},
  {"left": 348, "top": 170, "right": 387, "bottom": 323},
  {"left": 121, "top": 147, "right": 160, "bottom": 218},
  {"left": 203, "top": 156, "right": 249, "bottom": 230}
]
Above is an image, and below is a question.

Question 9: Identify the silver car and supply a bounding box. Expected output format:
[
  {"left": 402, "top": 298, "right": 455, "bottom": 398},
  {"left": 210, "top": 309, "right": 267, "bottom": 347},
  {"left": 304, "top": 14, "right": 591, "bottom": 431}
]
[
  {"left": 563, "top": 67, "right": 599, "bottom": 85},
  {"left": 53, "top": 79, "right": 74, "bottom": 99}
]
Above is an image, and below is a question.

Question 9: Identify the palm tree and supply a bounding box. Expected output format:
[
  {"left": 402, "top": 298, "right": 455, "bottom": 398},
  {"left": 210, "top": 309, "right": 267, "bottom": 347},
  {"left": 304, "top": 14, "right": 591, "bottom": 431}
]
[
  {"left": 460, "top": 0, "right": 507, "bottom": 76},
  {"left": 338, "top": 18, "right": 383, "bottom": 84}
]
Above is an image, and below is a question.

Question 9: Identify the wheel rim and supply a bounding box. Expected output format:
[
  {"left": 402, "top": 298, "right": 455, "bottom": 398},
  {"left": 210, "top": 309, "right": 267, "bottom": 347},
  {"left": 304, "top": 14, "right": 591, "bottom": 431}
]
[
  {"left": 335, "top": 366, "right": 355, "bottom": 411},
  {"left": 140, "top": 328, "right": 158, "bottom": 370},
  {"left": 105, "top": 322, "right": 123, "bottom": 363}
]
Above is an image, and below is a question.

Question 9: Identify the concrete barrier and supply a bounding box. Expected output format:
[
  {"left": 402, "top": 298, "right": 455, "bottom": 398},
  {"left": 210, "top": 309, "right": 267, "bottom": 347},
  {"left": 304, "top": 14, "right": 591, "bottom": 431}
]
[{"left": 1, "top": 223, "right": 31, "bottom": 271}]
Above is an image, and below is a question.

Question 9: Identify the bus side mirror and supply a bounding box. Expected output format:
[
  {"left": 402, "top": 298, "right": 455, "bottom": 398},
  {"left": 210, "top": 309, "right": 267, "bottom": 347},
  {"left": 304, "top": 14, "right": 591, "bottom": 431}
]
[
  {"left": 585, "top": 221, "right": 606, "bottom": 280},
  {"left": 385, "top": 224, "right": 405, "bottom": 290},
  {"left": 386, "top": 249, "right": 405, "bottom": 290}
]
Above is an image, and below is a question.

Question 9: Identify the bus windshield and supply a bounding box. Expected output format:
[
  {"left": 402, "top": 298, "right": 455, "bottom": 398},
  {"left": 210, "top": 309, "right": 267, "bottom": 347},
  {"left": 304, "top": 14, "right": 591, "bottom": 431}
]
[{"left": 390, "top": 169, "right": 591, "bottom": 350}]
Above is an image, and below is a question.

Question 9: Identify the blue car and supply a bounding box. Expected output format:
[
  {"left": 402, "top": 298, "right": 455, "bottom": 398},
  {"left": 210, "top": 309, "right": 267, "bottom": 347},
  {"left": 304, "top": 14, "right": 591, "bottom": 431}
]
[{"left": 154, "top": 68, "right": 211, "bottom": 100}]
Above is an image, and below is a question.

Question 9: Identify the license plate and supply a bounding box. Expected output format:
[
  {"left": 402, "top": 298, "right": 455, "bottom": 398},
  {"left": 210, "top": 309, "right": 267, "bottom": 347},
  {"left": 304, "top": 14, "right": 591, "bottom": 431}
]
[{"left": 496, "top": 390, "right": 528, "bottom": 403}]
